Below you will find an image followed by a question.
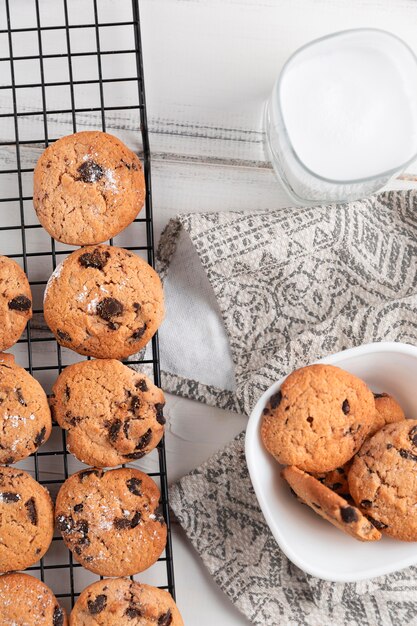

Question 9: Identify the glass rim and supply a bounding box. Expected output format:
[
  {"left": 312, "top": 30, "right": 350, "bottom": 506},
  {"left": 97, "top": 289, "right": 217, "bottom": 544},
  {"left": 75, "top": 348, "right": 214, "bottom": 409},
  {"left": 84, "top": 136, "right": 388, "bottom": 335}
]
[{"left": 275, "top": 27, "right": 417, "bottom": 186}]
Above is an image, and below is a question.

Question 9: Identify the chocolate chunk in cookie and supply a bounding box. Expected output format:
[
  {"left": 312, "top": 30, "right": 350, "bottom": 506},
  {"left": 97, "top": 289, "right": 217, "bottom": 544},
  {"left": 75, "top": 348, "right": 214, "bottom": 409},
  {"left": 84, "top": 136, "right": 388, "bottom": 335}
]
[
  {"left": 79, "top": 249, "right": 110, "bottom": 270},
  {"left": 8, "top": 295, "right": 31, "bottom": 311},
  {"left": 77, "top": 160, "right": 104, "bottom": 183}
]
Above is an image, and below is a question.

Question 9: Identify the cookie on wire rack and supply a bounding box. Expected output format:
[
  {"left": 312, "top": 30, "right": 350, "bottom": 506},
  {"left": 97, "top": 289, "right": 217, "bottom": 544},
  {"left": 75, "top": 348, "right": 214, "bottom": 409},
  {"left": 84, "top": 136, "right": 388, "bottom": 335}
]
[
  {"left": 43, "top": 245, "right": 164, "bottom": 360},
  {"left": 70, "top": 577, "right": 183, "bottom": 625},
  {"left": 55, "top": 467, "right": 167, "bottom": 577},
  {"left": 0, "top": 466, "right": 54, "bottom": 572},
  {"left": 0, "top": 255, "right": 32, "bottom": 352},
  {"left": 33, "top": 130, "right": 145, "bottom": 246},
  {"left": 51, "top": 358, "right": 165, "bottom": 467},
  {"left": 0, "top": 352, "right": 52, "bottom": 465},
  {"left": 0, "top": 573, "right": 67, "bottom": 626}
]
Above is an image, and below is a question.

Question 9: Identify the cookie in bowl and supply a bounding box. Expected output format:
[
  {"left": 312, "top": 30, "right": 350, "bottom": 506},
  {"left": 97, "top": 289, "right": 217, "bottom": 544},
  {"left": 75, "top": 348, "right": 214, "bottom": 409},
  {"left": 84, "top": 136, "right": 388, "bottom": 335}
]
[
  {"left": 349, "top": 419, "right": 417, "bottom": 541},
  {"left": 369, "top": 391, "right": 406, "bottom": 436},
  {"left": 314, "top": 460, "right": 353, "bottom": 501},
  {"left": 261, "top": 364, "right": 375, "bottom": 473},
  {"left": 43, "top": 245, "right": 164, "bottom": 359},
  {"left": 33, "top": 130, "right": 145, "bottom": 245},
  {"left": 282, "top": 466, "right": 381, "bottom": 542}
]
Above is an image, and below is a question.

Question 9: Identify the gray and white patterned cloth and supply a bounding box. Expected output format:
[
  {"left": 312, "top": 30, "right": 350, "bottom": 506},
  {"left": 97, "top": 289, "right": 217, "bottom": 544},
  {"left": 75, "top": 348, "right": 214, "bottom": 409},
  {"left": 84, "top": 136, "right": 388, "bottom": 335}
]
[{"left": 157, "top": 190, "right": 417, "bottom": 626}]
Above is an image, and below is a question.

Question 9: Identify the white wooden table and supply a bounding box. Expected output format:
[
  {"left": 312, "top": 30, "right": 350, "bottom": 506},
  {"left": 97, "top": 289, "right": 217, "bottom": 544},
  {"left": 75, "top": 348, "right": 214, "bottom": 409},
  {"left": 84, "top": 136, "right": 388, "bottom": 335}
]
[{"left": 139, "top": 1, "right": 417, "bottom": 623}]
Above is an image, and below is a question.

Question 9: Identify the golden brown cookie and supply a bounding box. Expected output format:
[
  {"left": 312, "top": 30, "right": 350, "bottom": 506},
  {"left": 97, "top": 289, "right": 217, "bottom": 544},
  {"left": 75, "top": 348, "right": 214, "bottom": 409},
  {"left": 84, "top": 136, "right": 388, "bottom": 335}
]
[
  {"left": 349, "top": 419, "right": 417, "bottom": 541},
  {"left": 368, "top": 392, "right": 406, "bottom": 436},
  {"left": 33, "top": 130, "right": 145, "bottom": 245},
  {"left": 0, "top": 573, "right": 67, "bottom": 625},
  {"left": 55, "top": 467, "right": 167, "bottom": 576},
  {"left": 0, "top": 256, "right": 32, "bottom": 351},
  {"left": 282, "top": 466, "right": 381, "bottom": 542},
  {"left": 314, "top": 460, "right": 353, "bottom": 501},
  {"left": 0, "top": 353, "right": 51, "bottom": 465},
  {"left": 261, "top": 364, "right": 375, "bottom": 473},
  {"left": 0, "top": 466, "right": 54, "bottom": 572},
  {"left": 43, "top": 245, "right": 164, "bottom": 359},
  {"left": 51, "top": 359, "right": 165, "bottom": 467},
  {"left": 70, "top": 578, "right": 183, "bottom": 626}
]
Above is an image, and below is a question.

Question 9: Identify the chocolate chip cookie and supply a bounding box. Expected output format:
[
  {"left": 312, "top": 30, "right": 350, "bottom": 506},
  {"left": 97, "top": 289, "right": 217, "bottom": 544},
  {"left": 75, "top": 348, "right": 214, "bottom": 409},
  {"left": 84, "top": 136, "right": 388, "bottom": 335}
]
[
  {"left": 0, "top": 466, "right": 54, "bottom": 572},
  {"left": 33, "top": 131, "right": 145, "bottom": 245},
  {"left": 0, "top": 256, "right": 32, "bottom": 351},
  {"left": 55, "top": 467, "right": 167, "bottom": 576},
  {"left": 282, "top": 466, "right": 381, "bottom": 541},
  {"left": 349, "top": 419, "right": 417, "bottom": 541},
  {"left": 0, "top": 352, "right": 52, "bottom": 465},
  {"left": 261, "top": 364, "right": 375, "bottom": 473},
  {"left": 314, "top": 460, "right": 353, "bottom": 501},
  {"left": 0, "top": 573, "right": 67, "bottom": 625},
  {"left": 70, "top": 578, "right": 183, "bottom": 626},
  {"left": 369, "top": 392, "right": 405, "bottom": 436},
  {"left": 51, "top": 359, "right": 165, "bottom": 467},
  {"left": 43, "top": 245, "right": 164, "bottom": 359}
]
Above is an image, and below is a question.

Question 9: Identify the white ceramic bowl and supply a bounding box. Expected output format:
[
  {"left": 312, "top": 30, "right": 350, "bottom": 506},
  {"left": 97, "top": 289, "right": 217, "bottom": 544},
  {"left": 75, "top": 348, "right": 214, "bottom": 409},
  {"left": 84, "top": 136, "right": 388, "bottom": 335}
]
[{"left": 245, "top": 342, "right": 417, "bottom": 582}]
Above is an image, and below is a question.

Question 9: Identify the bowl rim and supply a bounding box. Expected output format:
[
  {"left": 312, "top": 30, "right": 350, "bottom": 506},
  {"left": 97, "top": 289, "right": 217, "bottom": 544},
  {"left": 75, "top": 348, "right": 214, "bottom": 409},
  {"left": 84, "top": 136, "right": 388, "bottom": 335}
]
[{"left": 245, "top": 341, "right": 417, "bottom": 582}]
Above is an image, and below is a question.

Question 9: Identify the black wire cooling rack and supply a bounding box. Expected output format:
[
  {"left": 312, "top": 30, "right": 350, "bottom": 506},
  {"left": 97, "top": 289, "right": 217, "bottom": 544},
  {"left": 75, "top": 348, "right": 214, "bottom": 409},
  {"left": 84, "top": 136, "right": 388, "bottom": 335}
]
[{"left": 0, "top": 0, "right": 175, "bottom": 612}]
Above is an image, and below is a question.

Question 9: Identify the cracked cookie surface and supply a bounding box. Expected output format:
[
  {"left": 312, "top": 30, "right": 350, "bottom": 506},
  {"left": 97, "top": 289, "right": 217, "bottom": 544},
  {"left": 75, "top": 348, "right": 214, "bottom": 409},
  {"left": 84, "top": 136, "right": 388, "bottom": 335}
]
[
  {"left": 0, "top": 466, "right": 54, "bottom": 572},
  {"left": 70, "top": 577, "right": 183, "bottom": 626},
  {"left": 55, "top": 467, "right": 167, "bottom": 576},
  {"left": 43, "top": 245, "right": 164, "bottom": 359},
  {"left": 51, "top": 359, "right": 165, "bottom": 467},
  {"left": 282, "top": 466, "right": 381, "bottom": 541},
  {"left": 261, "top": 364, "right": 376, "bottom": 473},
  {"left": 33, "top": 131, "right": 145, "bottom": 245},
  {"left": 349, "top": 419, "right": 417, "bottom": 541},
  {"left": 0, "top": 573, "right": 67, "bottom": 626},
  {"left": 0, "top": 256, "right": 32, "bottom": 352},
  {"left": 0, "top": 352, "right": 52, "bottom": 465}
]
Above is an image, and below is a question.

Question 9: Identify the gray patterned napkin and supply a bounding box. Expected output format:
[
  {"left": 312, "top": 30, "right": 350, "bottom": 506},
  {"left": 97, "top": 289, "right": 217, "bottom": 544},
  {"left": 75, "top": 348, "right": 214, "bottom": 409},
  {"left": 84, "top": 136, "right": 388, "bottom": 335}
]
[{"left": 158, "top": 190, "right": 417, "bottom": 626}]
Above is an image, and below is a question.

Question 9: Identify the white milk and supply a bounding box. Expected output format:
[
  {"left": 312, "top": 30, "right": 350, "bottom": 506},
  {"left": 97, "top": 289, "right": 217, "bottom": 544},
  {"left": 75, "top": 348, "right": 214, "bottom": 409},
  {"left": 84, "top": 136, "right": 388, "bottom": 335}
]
[{"left": 266, "top": 29, "right": 417, "bottom": 202}]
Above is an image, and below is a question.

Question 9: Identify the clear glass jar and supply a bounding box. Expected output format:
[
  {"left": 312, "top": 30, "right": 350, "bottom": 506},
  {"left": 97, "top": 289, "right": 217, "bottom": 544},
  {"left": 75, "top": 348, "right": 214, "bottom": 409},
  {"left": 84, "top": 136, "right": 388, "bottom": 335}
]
[{"left": 265, "top": 29, "right": 417, "bottom": 204}]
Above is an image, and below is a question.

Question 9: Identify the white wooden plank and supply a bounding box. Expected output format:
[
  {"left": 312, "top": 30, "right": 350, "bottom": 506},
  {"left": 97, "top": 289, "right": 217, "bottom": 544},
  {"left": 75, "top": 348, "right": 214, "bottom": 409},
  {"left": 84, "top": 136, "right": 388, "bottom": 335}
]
[{"left": 140, "top": 0, "right": 417, "bottom": 171}]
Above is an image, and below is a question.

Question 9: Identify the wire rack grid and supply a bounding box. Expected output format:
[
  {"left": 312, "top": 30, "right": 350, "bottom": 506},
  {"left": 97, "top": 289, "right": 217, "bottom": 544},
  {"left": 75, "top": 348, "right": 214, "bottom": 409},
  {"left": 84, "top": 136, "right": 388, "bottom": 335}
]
[{"left": 0, "top": 0, "right": 175, "bottom": 612}]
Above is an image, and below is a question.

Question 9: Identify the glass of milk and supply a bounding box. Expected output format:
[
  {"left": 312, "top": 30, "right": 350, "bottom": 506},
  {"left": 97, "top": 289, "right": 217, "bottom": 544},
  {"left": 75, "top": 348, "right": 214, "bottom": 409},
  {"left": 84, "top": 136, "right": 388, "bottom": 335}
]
[{"left": 265, "top": 29, "right": 417, "bottom": 204}]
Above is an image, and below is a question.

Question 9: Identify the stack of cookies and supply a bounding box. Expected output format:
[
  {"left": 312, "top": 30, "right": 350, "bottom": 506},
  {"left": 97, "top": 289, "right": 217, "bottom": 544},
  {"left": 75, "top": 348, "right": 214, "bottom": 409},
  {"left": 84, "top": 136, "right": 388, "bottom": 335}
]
[
  {"left": 0, "top": 131, "right": 183, "bottom": 625},
  {"left": 261, "top": 363, "right": 416, "bottom": 542}
]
